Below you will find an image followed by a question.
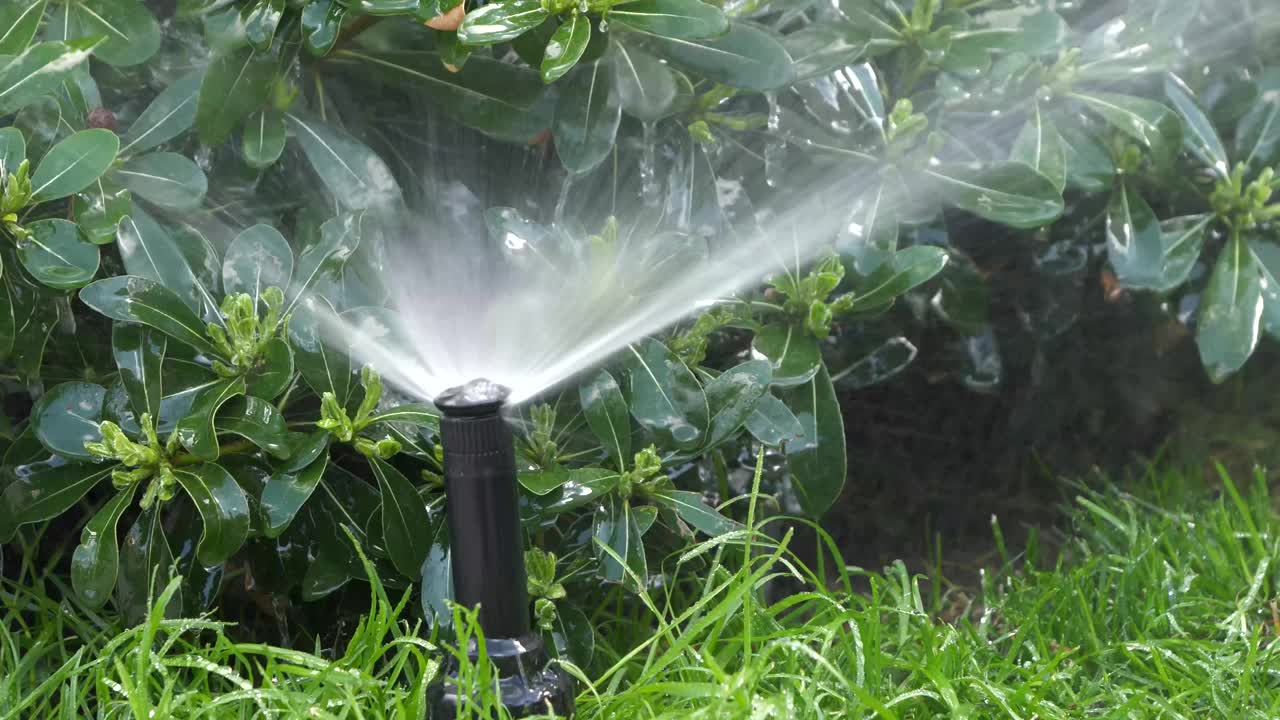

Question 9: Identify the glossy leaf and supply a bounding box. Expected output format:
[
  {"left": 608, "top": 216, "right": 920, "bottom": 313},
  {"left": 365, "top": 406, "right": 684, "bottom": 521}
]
[
  {"left": 0, "top": 126, "right": 24, "bottom": 170},
  {"left": 579, "top": 370, "right": 630, "bottom": 469},
  {"left": 1058, "top": 123, "right": 1116, "bottom": 193},
  {"left": 542, "top": 468, "right": 621, "bottom": 514},
  {"left": 71, "top": 483, "right": 137, "bottom": 608},
  {"left": 783, "top": 23, "right": 869, "bottom": 82},
  {"left": 196, "top": 46, "right": 278, "bottom": 145},
  {"left": 420, "top": 521, "right": 454, "bottom": 630},
  {"left": 369, "top": 403, "right": 440, "bottom": 430},
  {"left": 121, "top": 70, "right": 202, "bottom": 156},
  {"left": 286, "top": 114, "right": 403, "bottom": 211},
  {"left": 245, "top": 337, "right": 293, "bottom": 400},
  {"left": 116, "top": 207, "right": 219, "bottom": 317},
  {"left": 647, "top": 22, "right": 794, "bottom": 92},
  {"left": 277, "top": 431, "right": 331, "bottom": 474},
  {"left": 703, "top": 360, "right": 771, "bottom": 449},
  {"left": 18, "top": 219, "right": 100, "bottom": 290},
  {"left": 541, "top": 13, "right": 590, "bottom": 84},
  {"left": 594, "top": 496, "right": 645, "bottom": 585},
  {"left": 175, "top": 377, "right": 246, "bottom": 461},
  {"left": 370, "top": 456, "right": 432, "bottom": 579},
  {"left": 839, "top": 246, "right": 949, "bottom": 315},
  {"left": 752, "top": 322, "right": 821, "bottom": 387},
  {"left": 68, "top": 0, "right": 161, "bottom": 67},
  {"left": 0, "top": 39, "right": 98, "bottom": 115},
  {"left": 115, "top": 506, "right": 177, "bottom": 623},
  {"left": 80, "top": 276, "right": 221, "bottom": 358},
  {"left": 1073, "top": 91, "right": 1181, "bottom": 157},
  {"left": 261, "top": 451, "right": 328, "bottom": 538},
  {"left": 520, "top": 464, "right": 570, "bottom": 495},
  {"left": 653, "top": 489, "right": 739, "bottom": 536},
  {"left": 1106, "top": 183, "right": 1189, "bottom": 291},
  {"left": 745, "top": 393, "right": 805, "bottom": 447},
  {"left": 925, "top": 162, "right": 1064, "bottom": 229},
  {"left": 1164, "top": 74, "right": 1229, "bottom": 179},
  {"left": 610, "top": 41, "right": 679, "bottom": 122},
  {"left": 288, "top": 295, "right": 352, "bottom": 402},
  {"left": 1010, "top": 105, "right": 1066, "bottom": 193},
  {"left": 223, "top": 224, "right": 294, "bottom": 309},
  {"left": 625, "top": 339, "right": 708, "bottom": 449},
  {"left": 286, "top": 212, "right": 364, "bottom": 313},
  {"left": 114, "top": 152, "right": 208, "bottom": 210},
  {"left": 72, "top": 183, "right": 132, "bottom": 244},
  {"left": 546, "top": 603, "right": 594, "bottom": 665},
  {"left": 780, "top": 365, "right": 845, "bottom": 517},
  {"left": 31, "top": 129, "right": 119, "bottom": 202},
  {"left": 113, "top": 323, "right": 166, "bottom": 420},
  {"left": 1197, "top": 232, "right": 1264, "bottom": 383},
  {"left": 173, "top": 463, "right": 251, "bottom": 566},
  {"left": 32, "top": 382, "right": 105, "bottom": 460},
  {"left": 555, "top": 62, "right": 622, "bottom": 174},
  {"left": 245, "top": 0, "right": 285, "bottom": 50},
  {"left": 1236, "top": 92, "right": 1280, "bottom": 173},
  {"left": 243, "top": 110, "right": 286, "bottom": 169},
  {"left": 0, "top": 462, "right": 112, "bottom": 543},
  {"left": 301, "top": 0, "right": 345, "bottom": 56},
  {"left": 611, "top": 0, "right": 728, "bottom": 40},
  {"left": 215, "top": 396, "right": 290, "bottom": 458},
  {"left": 458, "top": 0, "right": 549, "bottom": 45},
  {"left": 0, "top": 0, "right": 47, "bottom": 55}
]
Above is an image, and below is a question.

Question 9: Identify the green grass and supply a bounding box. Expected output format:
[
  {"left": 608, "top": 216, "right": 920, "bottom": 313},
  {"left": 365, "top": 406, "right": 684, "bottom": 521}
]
[{"left": 4, "top": 463, "right": 1280, "bottom": 718}]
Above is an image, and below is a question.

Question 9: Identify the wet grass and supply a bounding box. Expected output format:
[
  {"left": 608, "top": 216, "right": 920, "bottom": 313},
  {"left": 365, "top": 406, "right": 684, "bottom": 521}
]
[{"left": 4, "top": 461, "right": 1280, "bottom": 718}]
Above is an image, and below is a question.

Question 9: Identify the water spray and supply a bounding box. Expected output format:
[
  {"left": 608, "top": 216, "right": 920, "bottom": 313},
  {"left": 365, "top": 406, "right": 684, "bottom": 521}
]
[{"left": 427, "top": 379, "right": 575, "bottom": 718}]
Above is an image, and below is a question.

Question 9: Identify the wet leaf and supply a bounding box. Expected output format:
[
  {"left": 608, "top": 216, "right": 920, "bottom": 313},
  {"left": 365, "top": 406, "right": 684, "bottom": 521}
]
[
  {"left": 1236, "top": 89, "right": 1280, "bottom": 174},
  {"left": 647, "top": 21, "right": 794, "bottom": 92},
  {"left": 18, "top": 219, "right": 100, "bottom": 290},
  {"left": 593, "top": 496, "right": 645, "bottom": 585},
  {"left": 173, "top": 463, "right": 251, "bottom": 566},
  {"left": 32, "top": 382, "right": 105, "bottom": 460},
  {"left": 80, "top": 276, "right": 222, "bottom": 358},
  {"left": 1058, "top": 123, "right": 1115, "bottom": 193},
  {"left": 31, "top": 129, "right": 119, "bottom": 202},
  {"left": 67, "top": 0, "right": 160, "bottom": 67},
  {"left": 925, "top": 162, "right": 1064, "bottom": 229},
  {"left": 541, "top": 13, "right": 590, "bottom": 84},
  {"left": 0, "top": 39, "right": 98, "bottom": 115},
  {"left": 114, "top": 152, "right": 208, "bottom": 210},
  {"left": 223, "top": 224, "right": 294, "bottom": 309},
  {"left": 302, "top": 0, "right": 345, "bottom": 56},
  {"left": 840, "top": 246, "right": 949, "bottom": 315},
  {"left": 115, "top": 506, "right": 177, "bottom": 623},
  {"left": 0, "top": 0, "right": 47, "bottom": 55},
  {"left": 610, "top": 41, "right": 678, "bottom": 122},
  {"left": 116, "top": 207, "right": 219, "bottom": 317},
  {"left": 72, "top": 183, "right": 132, "bottom": 244},
  {"left": 286, "top": 114, "right": 403, "bottom": 211},
  {"left": 420, "top": 521, "right": 453, "bottom": 630},
  {"left": 751, "top": 323, "right": 821, "bottom": 387},
  {"left": 458, "top": 0, "right": 549, "bottom": 45},
  {"left": 611, "top": 0, "right": 728, "bottom": 39},
  {"left": 175, "top": 377, "right": 246, "bottom": 461},
  {"left": 196, "top": 46, "right": 277, "bottom": 146},
  {"left": 1073, "top": 91, "right": 1181, "bottom": 157},
  {"left": 1164, "top": 74, "right": 1229, "bottom": 179},
  {"left": 71, "top": 483, "right": 137, "bottom": 608},
  {"left": 261, "top": 451, "right": 328, "bottom": 538},
  {"left": 370, "top": 456, "right": 432, "bottom": 579},
  {"left": 242, "top": 110, "right": 286, "bottom": 169},
  {"left": 1197, "top": 232, "right": 1264, "bottom": 383},
  {"left": 542, "top": 468, "right": 620, "bottom": 514},
  {"left": 244, "top": 0, "right": 285, "bottom": 50},
  {"left": 215, "top": 396, "right": 291, "bottom": 459},
  {"left": 520, "top": 464, "right": 570, "bottom": 495},
  {"left": 653, "top": 489, "right": 740, "bottom": 536},
  {"left": 0, "top": 462, "right": 113, "bottom": 542},
  {"left": 286, "top": 212, "right": 364, "bottom": 313},
  {"left": 703, "top": 360, "right": 771, "bottom": 449},
  {"left": 555, "top": 62, "right": 621, "bottom": 174},
  {"left": 783, "top": 23, "right": 869, "bottom": 82},
  {"left": 0, "top": 126, "right": 24, "bottom": 169},
  {"left": 287, "top": 295, "right": 352, "bottom": 402},
  {"left": 1010, "top": 105, "right": 1066, "bottom": 193},
  {"left": 625, "top": 338, "right": 708, "bottom": 449},
  {"left": 369, "top": 403, "right": 440, "bottom": 430},
  {"left": 113, "top": 323, "right": 166, "bottom": 420},
  {"left": 1106, "top": 182, "right": 1165, "bottom": 291},
  {"left": 121, "top": 70, "right": 202, "bottom": 156},
  {"left": 245, "top": 337, "right": 293, "bottom": 400},
  {"left": 745, "top": 392, "right": 804, "bottom": 447},
  {"left": 579, "top": 369, "right": 630, "bottom": 469},
  {"left": 780, "top": 365, "right": 845, "bottom": 517}
]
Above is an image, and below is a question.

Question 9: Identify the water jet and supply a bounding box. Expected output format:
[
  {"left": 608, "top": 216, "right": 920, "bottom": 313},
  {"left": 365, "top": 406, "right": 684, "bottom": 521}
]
[{"left": 427, "top": 378, "right": 575, "bottom": 718}]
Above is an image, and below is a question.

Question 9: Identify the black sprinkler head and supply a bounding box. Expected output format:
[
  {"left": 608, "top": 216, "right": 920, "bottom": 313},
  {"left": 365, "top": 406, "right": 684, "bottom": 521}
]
[{"left": 428, "top": 379, "right": 574, "bottom": 719}]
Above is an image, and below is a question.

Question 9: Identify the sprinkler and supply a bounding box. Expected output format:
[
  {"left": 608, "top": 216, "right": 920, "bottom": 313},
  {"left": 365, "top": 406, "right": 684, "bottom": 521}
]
[{"left": 428, "top": 379, "right": 575, "bottom": 718}]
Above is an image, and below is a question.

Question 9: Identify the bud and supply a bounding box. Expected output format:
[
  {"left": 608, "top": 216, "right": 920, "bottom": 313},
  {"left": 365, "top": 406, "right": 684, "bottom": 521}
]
[{"left": 87, "top": 107, "right": 116, "bottom": 131}]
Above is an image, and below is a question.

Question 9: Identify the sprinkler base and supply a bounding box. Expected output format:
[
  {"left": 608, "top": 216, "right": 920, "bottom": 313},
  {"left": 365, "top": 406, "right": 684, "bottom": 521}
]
[{"left": 428, "top": 633, "right": 575, "bottom": 718}]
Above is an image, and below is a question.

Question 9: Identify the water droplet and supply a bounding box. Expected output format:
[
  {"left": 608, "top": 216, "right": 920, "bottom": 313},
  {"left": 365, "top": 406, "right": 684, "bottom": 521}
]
[
  {"left": 597, "top": 17, "right": 608, "bottom": 31},
  {"left": 640, "top": 122, "right": 659, "bottom": 205}
]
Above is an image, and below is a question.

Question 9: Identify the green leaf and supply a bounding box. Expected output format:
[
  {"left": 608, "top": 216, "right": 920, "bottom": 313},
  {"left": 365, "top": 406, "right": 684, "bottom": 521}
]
[
  {"left": 301, "top": 0, "right": 345, "bottom": 56},
  {"left": 18, "top": 218, "right": 100, "bottom": 290},
  {"left": 71, "top": 483, "right": 137, "bottom": 608},
  {"left": 80, "top": 276, "right": 221, "bottom": 357},
  {"left": 0, "top": 126, "right": 24, "bottom": 169},
  {"left": 114, "top": 152, "right": 208, "bottom": 210},
  {"left": 839, "top": 246, "right": 949, "bottom": 315},
  {"left": 520, "top": 464, "right": 570, "bottom": 495},
  {"left": 0, "top": 40, "right": 98, "bottom": 116},
  {"left": 703, "top": 360, "right": 771, "bottom": 449},
  {"left": 113, "top": 323, "right": 166, "bottom": 421},
  {"left": 594, "top": 496, "right": 645, "bottom": 585},
  {"left": 780, "top": 364, "right": 845, "bottom": 517},
  {"left": 173, "top": 463, "right": 251, "bottom": 566},
  {"left": 31, "top": 129, "right": 119, "bottom": 202},
  {"left": 458, "top": 0, "right": 549, "bottom": 45},
  {"left": 925, "top": 162, "right": 1064, "bottom": 229},
  {"left": 196, "top": 46, "right": 277, "bottom": 146},
  {"left": 32, "top": 381, "right": 105, "bottom": 460},
  {"left": 72, "top": 183, "right": 132, "bottom": 244},
  {"left": 368, "top": 403, "right": 440, "bottom": 430},
  {"left": 541, "top": 13, "right": 590, "bottom": 84},
  {"left": 782, "top": 23, "right": 869, "bottom": 82},
  {"left": 1153, "top": 214, "right": 1212, "bottom": 292},
  {"left": 555, "top": 62, "right": 621, "bottom": 174},
  {"left": 244, "top": 0, "right": 285, "bottom": 50},
  {"left": 121, "top": 70, "right": 202, "bottom": 156},
  {"left": 261, "top": 451, "right": 328, "bottom": 538},
  {"left": 277, "top": 431, "right": 331, "bottom": 474},
  {"left": 610, "top": 41, "right": 679, "bottom": 122},
  {"left": 625, "top": 338, "right": 708, "bottom": 449},
  {"left": 1106, "top": 183, "right": 1175, "bottom": 291},
  {"left": 646, "top": 21, "right": 794, "bottom": 92},
  {"left": 611, "top": 0, "right": 728, "bottom": 40},
  {"left": 0, "top": 462, "right": 113, "bottom": 542},
  {"left": 285, "top": 114, "right": 403, "bottom": 211},
  {"left": 245, "top": 337, "right": 293, "bottom": 400},
  {"left": 369, "top": 456, "right": 432, "bottom": 579},
  {"left": 653, "top": 489, "right": 739, "bottom": 536},
  {"left": 541, "top": 468, "right": 621, "bottom": 514},
  {"left": 0, "top": 0, "right": 47, "bottom": 55},
  {"left": 1197, "top": 232, "right": 1265, "bottom": 383},
  {"left": 175, "top": 377, "right": 246, "bottom": 461},
  {"left": 1236, "top": 91, "right": 1280, "bottom": 174},
  {"left": 115, "top": 506, "right": 176, "bottom": 623},
  {"left": 287, "top": 295, "right": 352, "bottom": 402},
  {"left": 286, "top": 211, "right": 364, "bottom": 314},
  {"left": 215, "top": 396, "right": 291, "bottom": 459},
  {"left": 1058, "top": 123, "right": 1115, "bottom": 193},
  {"left": 1010, "top": 105, "right": 1066, "bottom": 193},
  {"left": 545, "top": 602, "right": 594, "bottom": 664},
  {"left": 242, "top": 110, "right": 286, "bottom": 169},
  {"left": 67, "top": 0, "right": 160, "bottom": 67},
  {"left": 223, "top": 224, "right": 293, "bottom": 309},
  {"left": 751, "top": 323, "right": 820, "bottom": 387},
  {"left": 420, "top": 521, "right": 453, "bottom": 630},
  {"left": 744, "top": 393, "right": 804, "bottom": 447},
  {"left": 1164, "top": 74, "right": 1229, "bottom": 179},
  {"left": 579, "top": 370, "right": 630, "bottom": 469},
  {"left": 116, "top": 207, "right": 219, "bottom": 317},
  {"left": 1073, "top": 91, "right": 1181, "bottom": 157}
]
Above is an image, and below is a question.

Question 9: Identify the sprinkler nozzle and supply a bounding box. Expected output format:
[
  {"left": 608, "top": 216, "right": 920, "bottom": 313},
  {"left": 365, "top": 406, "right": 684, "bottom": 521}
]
[{"left": 429, "top": 379, "right": 574, "bottom": 719}]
